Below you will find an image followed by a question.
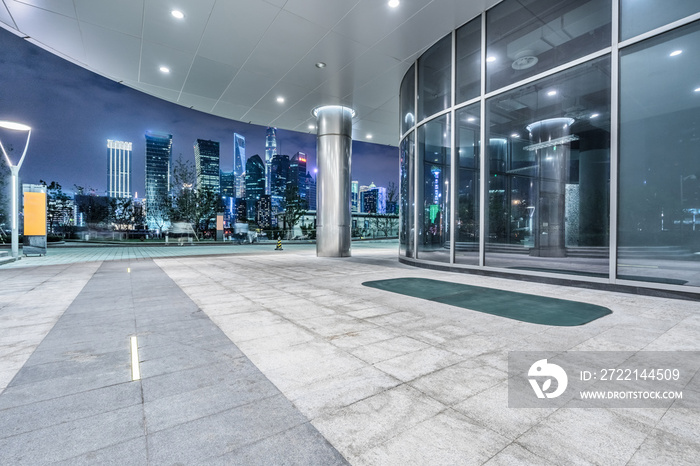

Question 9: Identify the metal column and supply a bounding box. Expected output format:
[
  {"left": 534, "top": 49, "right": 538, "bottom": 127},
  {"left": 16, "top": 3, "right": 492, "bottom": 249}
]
[{"left": 314, "top": 105, "right": 354, "bottom": 257}]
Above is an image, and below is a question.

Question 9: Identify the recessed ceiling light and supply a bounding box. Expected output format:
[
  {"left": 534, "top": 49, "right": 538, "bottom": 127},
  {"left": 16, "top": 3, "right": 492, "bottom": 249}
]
[
  {"left": 315, "top": 62, "right": 326, "bottom": 69},
  {"left": 367, "top": 134, "right": 373, "bottom": 139},
  {"left": 467, "top": 117, "right": 476, "bottom": 122},
  {"left": 694, "top": 87, "right": 700, "bottom": 93},
  {"left": 276, "top": 96, "right": 285, "bottom": 103},
  {"left": 670, "top": 50, "right": 682, "bottom": 57},
  {"left": 590, "top": 113, "right": 600, "bottom": 118},
  {"left": 511, "top": 133, "right": 519, "bottom": 138},
  {"left": 547, "top": 90, "right": 557, "bottom": 96},
  {"left": 308, "top": 124, "right": 315, "bottom": 129},
  {"left": 159, "top": 66, "right": 170, "bottom": 73},
  {"left": 171, "top": 10, "right": 184, "bottom": 19},
  {"left": 486, "top": 56, "right": 496, "bottom": 62},
  {"left": 388, "top": 0, "right": 400, "bottom": 8}
]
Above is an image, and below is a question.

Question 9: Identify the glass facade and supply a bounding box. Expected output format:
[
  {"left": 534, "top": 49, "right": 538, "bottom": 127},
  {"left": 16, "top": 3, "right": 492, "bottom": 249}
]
[{"left": 399, "top": 0, "right": 700, "bottom": 294}]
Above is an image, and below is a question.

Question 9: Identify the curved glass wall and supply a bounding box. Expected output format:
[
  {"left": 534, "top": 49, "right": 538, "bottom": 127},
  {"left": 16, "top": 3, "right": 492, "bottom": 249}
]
[
  {"left": 486, "top": 56, "right": 611, "bottom": 275},
  {"left": 417, "top": 115, "right": 451, "bottom": 262},
  {"left": 418, "top": 35, "right": 452, "bottom": 122},
  {"left": 399, "top": 132, "right": 415, "bottom": 258},
  {"left": 486, "top": 0, "right": 611, "bottom": 92},
  {"left": 399, "top": 0, "right": 700, "bottom": 294},
  {"left": 619, "top": 20, "right": 700, "bottom": 286},
  {"left": 455, "top": 104, "right": 481, "bottom": 264}
]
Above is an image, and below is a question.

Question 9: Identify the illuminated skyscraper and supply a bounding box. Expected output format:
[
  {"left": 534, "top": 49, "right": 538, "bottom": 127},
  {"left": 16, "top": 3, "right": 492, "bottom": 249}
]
[
  {"left": 290, "top": 152, "right": 307, "bottom": 195},
  {"left": 245, "top": 154, "right": 265, "bottom": 220},
  {"left": 233, "top": 133, "right": 246, "bottom": 198},
  {"left": 194, "top": 139, "right": 220, "bottom": 194},
  {"left": 220, "top": 170, "right": 235, "bottom": 197},
  {"left": 107, "top": 139, "right": 132, "bottom": 198},
  {"left": 305, "top": 172, "right": 317, "bottom": 210},
  {"left": 145, "top": 131, "right": 172, "bottom": 229},
  {"left": 351, "top": 180, "right": 359, "bottom": 213},
  {"left": 265, "top": 127, "right": 277, "bottom": 195}
]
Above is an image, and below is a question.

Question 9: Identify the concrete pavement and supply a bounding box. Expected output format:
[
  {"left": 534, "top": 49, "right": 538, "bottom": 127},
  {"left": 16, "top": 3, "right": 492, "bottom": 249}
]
[{"left": 1, "top": 241, "right": 699, "bottom": 464}]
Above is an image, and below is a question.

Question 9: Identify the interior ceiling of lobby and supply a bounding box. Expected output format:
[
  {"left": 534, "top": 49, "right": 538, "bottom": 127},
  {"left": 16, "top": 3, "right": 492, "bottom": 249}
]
[{"left": 0, "top": 0, "right": 500, "bottom": 147}]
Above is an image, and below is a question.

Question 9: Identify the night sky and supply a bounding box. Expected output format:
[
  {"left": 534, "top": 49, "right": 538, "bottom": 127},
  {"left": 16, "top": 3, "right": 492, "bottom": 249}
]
[{"left": 0, "top": 28, "right": 398, "bottom": 196}]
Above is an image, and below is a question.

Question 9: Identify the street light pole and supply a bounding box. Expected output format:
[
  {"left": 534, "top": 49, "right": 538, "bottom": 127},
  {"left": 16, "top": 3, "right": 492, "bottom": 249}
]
[{"left": 0, "top": 121, "right": 32, "bottom": 259}]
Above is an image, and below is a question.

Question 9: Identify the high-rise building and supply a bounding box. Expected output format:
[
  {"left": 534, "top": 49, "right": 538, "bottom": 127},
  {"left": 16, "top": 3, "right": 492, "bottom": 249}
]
[
  {"left": 194, "top": 139, "right": 220, "bottom": 194},
  {"left": 264, "top": 127, "right": 277, "bottom": 195},
  {"left": 245, "top": 154, "right": 265, "bottom": 220},
  {"left": 289, "top": 152, "right": 307, "bottom": 202},
  {"left": 220, "top": 171, "right": 235, "bottom": 198},
  {"left": 305, "top": 172, "right": 317, "bottom": 210},
  {"left": 270, "top": 154, "right": 289, "bottom": 197},
  {"left": 351, "top": 180, "right": 359, "bottom": 213},
  {"left": 233, "top": 133, "right": 246, "bottom": 198},
  {"left": 107, "top": 139, "right": 132, "bottom": 198},
  {"left": 145, "top": 131, "right": 172, "bottom": 230},
  {"left": 256, "top": 195, "right": 271, "bottom": 228},
  {"left": 359, "top": 183, "right": 373, "bottom": 212}
]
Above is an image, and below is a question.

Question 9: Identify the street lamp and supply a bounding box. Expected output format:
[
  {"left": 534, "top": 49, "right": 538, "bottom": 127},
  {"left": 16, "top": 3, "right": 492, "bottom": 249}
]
[{"left": 0, "top": 121, "right": 32, "bottom": 259}]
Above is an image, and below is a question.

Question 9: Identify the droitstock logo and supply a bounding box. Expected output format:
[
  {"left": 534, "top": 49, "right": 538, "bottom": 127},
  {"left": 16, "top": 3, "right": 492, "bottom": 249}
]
[{"left": 528, "top": 359, "right": 568, "bottom": 399}]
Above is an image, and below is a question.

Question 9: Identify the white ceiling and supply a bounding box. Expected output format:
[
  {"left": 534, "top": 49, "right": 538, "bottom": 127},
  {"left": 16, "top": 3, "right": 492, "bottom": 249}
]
[{"left": 0, "top": 0, "right": 500, "bottom": 147}]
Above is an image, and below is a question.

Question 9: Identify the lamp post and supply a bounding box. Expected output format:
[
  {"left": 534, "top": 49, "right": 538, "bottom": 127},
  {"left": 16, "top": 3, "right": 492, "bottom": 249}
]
[{"left": 0, "top": 121, "right": 32, "bottom": 259}]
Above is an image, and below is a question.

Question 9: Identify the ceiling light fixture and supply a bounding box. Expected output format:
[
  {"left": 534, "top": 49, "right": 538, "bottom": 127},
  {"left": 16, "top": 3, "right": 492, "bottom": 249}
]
[
  {"left": 547, "top": 90, "right": 557, "bottom": 96},
  {"left": 511, "top": 133, "right": 519, "bottom": 138},
  {"left": 308, "top": 124, "right": 315, "bottom": 130},
  {"left": 670, "top": 50, "right": 682, "bottom": 57},
  {"left": 159, "top": 66, "right": 170, "bottom": 73},
  {"left": 171, "top": 10, "right": 184, "bottom": 19},
  {"left": 590, "top": 113, "right": 599, "bottom": 118},
  {"left": 276, "top": 96, "right": 285, "bottom": 103},
  {"left": 315, "top": 62, "right": 326, "bottom": 69},
  {"left": 388, "top": 0, "right": 400, "bottom": 8},
  {"left": 694, "top": 87, "right": 700, "bottom": 93},
  {"left": 367, "top": 134, "right": 373, "bottom": 139},
  {"left": 486, "top": 56, "right": 496, "bottom": 62},
  {"left": 467, "top": 117, "right": 476, "bottom": 122}
]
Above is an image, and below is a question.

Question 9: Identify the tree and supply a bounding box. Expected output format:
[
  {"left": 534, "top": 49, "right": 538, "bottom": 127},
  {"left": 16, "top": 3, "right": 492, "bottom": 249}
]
[
  {"left": 371, "top": 182, "right": 399, "bottom": 237},
  {"left": 110, "top": 197, "right": 135, "bottom": 234},
  {"left": 40, "top": 180, "right": 72, "bottom": 236},
  {"left": 170, "top": 156, "right": 223, "bottom": 237},
  {"left": 283, "top": 184, "right": 307, "bottom": 239},
  {"left": 75, "top": 187, "right": 110, "bottom": 229}
]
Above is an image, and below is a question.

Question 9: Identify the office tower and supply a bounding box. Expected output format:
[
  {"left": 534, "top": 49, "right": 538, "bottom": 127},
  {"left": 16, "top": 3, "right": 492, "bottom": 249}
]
[
  {"left": 351, "top": 180, "right": 359, "bottom": 213},
  {"left": 234, "top": 198, "right": 247, "bottom": 223},
  {"left": 305, "top": 172, "right": 317, "bottom": 210},
  {"left": 194, "top": 139, "right": 220, "bottom": 193},
  {"left": 359, "top": 183, "right": 373, "bottom": 212},
  {"left": 233, "top": 133, "right": 246, "bottom": 198},
  {"left": 145, "top": 131, "right": 172, "bottom": 229},
  {"left": 270, "top": 154, "right": 289, "bottom": 197},
  {"left": 107, "top": 139, "right": 132, "bottom": 198},
  {"left": 264, "top": 127, "right": 277, "bottom": 195},
  {"left": 245, "top": 154, "right": 265, "bottom": 220},
  {"left": 220, "top": 171, "right": 235, "bottom": 198},
  {"left": 289, "top": 152, "right": 307, "bottom": 201},
  {"left": 256, "top": 195, "right": 271, "bottom": 229}
]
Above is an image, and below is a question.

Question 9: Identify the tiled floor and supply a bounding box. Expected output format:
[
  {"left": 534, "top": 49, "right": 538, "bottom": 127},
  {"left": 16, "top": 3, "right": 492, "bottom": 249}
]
[{"left": 1, "top": 241, "right": 699, "bottom": 464}]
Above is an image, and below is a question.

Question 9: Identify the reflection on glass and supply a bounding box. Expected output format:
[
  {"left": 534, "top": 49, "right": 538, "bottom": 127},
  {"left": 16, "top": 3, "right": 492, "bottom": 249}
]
[
  {"left": 400, "top": 64, "right": 415, "bottom": 135},
  {"left": 619, "top": 21, "right": 700, "bottom": 286},
  {"left": 485, "top": 56, "right": 611, "bottom": 275},
  {"left": 486, "top": 0, "right": 611, "bottom": 92},
  {"left": 455, "top": 104, "right": 480, "bottom": 264},
  {"left": 418, "top": 35, "right": 452, "bottom": 121},
  {"left": 400, "top": 133, "right": 415, "bottom": 258},
  {"left": 621, "top": 0, "right": 699, "bottom": 41},
  {"left": 417, "top": 115, "right": 451, "bottom": 262},
  {"left": 456, "top": 16, "right": 481, "bottom": 104}
]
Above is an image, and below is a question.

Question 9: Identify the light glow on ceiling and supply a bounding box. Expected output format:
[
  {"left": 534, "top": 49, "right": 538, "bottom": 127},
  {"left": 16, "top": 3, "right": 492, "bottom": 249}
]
[
  {"left": 669, "top": 50, "right": 682, "bottom": 57},
  {"left": 547, "top": 90, "right": 557, "bottom": 96},
  {"left": 159, "top": 66, "right": 170, "bottom": 73},
  {"left": 171, "top": 10, "right": 184, "bottom": 19},
  {"left": 315, "top": 62, "right": 326, "bottom": 68},
  {"left": 486, "top": 56, "right": 496, "bottom": 62},
  {"left": 367, "top": 134, "right": 373, "bottom": 139},
  {"left": 276, "top": 96, "right": 285, "bottom": 103},
  {"left": 388, "top": 0, "right": 400, "bottom": 8},
  {"left": 694, "top": 87, "right": 700, "bottom": 93},
  {"left": 590, "top": 113, "right": 599, "bottom": 118},
  {"left": 467, "top": 117, "right": 476, "bottom": 122}
]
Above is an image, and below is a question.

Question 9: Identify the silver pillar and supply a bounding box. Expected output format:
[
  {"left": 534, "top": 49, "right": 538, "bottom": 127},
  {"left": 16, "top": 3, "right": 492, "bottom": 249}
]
[{"left": 314, "top": 105, "right": 354, "bottom": 257}]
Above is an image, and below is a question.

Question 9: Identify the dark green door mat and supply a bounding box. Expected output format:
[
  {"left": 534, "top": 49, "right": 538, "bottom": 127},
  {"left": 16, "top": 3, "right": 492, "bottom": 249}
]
[{"left": 362, "top": 278, "right": 612, "bottom": 326}]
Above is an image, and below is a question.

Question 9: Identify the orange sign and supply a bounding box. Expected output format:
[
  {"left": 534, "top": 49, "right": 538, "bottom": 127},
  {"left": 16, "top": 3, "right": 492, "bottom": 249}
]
[{"left": 23, "top": 191, "right": 47, "bottom": 236}]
